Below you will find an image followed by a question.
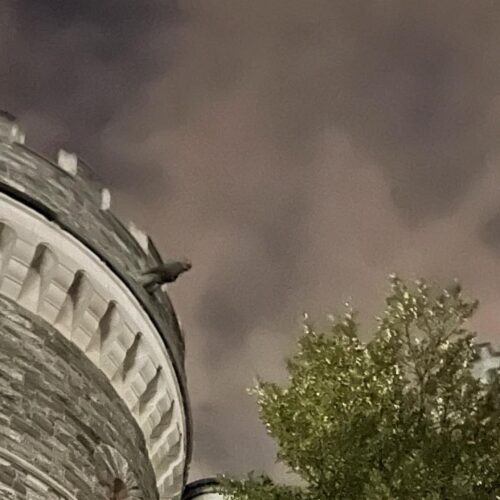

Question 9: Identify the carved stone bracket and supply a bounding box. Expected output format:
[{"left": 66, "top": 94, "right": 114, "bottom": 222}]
[{"left": 0, "top": 194, "right": 186, "bottom": 499}]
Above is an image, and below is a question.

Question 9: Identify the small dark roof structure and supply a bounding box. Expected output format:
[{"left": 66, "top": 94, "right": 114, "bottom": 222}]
[{"left": 183, "top": 478, "right": 223, "bottom": 499}]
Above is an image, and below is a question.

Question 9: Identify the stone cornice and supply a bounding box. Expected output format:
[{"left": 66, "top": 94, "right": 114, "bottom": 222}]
[
  {"left": 0, "top": 193, "right": 187, "bottom": 499},
  {"left": 0, "top": 139, "right": 186, "bottom": 371}
]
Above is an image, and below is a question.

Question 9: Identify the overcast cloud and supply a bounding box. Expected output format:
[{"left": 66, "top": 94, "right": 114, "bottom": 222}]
[{"left": 3, "top": 0, "right": 500, "bottom": 482}]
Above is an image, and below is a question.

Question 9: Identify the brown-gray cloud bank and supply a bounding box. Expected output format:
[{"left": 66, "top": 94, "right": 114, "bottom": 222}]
[{"left": 3, "top": 0, "right": 500, "bottom": 482}]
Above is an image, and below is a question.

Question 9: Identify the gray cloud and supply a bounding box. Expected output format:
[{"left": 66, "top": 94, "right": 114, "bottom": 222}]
[
  {"left": 0, "top": 0, "right": 181, "bottom": 187},
  {"left": 4, "top": 0, "right": 500, "bottom": 485}
]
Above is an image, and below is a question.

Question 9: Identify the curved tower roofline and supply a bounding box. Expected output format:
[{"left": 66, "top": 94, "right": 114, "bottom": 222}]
[
  {"left": 0, "top": 112, "right": 192, "bottom": 498},
  {"left": 183, "top": 478, "right": 224, "bottom": 499}
]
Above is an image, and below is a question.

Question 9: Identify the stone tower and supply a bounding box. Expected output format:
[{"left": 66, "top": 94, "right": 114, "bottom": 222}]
[
  {"left": 183, "top": 479, "right": 224, "bottom": 500},
  {"left": 0, "top": 113, "right": 192, "bottom": 499}
]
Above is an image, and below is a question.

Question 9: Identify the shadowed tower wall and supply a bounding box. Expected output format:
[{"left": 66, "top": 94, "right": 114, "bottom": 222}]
[{"left": 0, "top": 114, "right": 191, "bottom": 499}]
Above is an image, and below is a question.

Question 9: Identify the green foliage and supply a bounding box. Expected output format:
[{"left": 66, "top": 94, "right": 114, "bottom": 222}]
[{"left": 219, "top": 276, "right": 500, "bottom": 500}]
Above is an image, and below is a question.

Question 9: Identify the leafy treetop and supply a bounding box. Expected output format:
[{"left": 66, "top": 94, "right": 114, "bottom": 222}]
[{"left": 219, "top": 276, "right": 500, "bottom": 500}]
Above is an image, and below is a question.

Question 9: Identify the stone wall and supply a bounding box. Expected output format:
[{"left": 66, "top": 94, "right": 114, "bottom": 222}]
[
  {"left": 0, "top": 137, "right": 185, "bottom": 376},
  {"left": 0, "top": 293, "right": 158, "bottom": 499},
  {"left": 0, "top": 115, "right": 192, "bottom": 496}
]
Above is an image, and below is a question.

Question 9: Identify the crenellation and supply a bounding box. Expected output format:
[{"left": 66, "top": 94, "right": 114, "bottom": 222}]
[
  {"left": 0, "top": 113, "right": 191, "bottom": 499},
  {"left": 0, "top": 113, "right": 25, "bottom": 145},
  {"left": 0, "top": 139, "right": 188, "bottom": 373},
  {"left": 99, "top": 187, "right": 111, "bottom": 211}
]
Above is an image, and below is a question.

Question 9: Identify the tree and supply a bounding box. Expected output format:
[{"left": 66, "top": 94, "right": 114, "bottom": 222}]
[{"left": 219, "top": 276, "right": 500, "bottom": 500}]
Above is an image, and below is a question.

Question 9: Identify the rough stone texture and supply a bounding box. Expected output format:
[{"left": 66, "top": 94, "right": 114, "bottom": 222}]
[
  {"left": 0, "top": 140, "right": 185, "bottom": 375},
  {"left": 0, "top": 137, "right": 192, "bottom": 477},
  {"left": 0, "top": 293, "right": 158, "bottom": 499}
]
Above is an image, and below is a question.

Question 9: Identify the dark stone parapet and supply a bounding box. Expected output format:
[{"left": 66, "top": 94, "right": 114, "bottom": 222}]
[
  {"left": 0, "top": 135, "right": 185, "bottom": 373},
  {"left": 0, "top": 113, "right": 192, "bottom": 486}
]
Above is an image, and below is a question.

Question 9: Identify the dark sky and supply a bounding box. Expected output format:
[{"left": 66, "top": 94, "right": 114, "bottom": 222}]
[{"left": 3, "top": 0, "right": 500, "bottom": 482}]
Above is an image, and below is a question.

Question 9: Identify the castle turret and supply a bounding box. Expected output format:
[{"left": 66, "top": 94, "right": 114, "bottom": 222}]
[{"left": 0, "top": 113, "right": 191, "bottom": 499}]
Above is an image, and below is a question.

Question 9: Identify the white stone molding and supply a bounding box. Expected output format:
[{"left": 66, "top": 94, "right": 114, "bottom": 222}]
[
  {"left": 100, "top": 188, "right": 112, "bottom": 211},
  {"left": 57, "top": 149, "right": 78, "bottom": 176},
  {"left": 0, "top": 193, "right": 186, "bottom": 499},
  {"left": 473, "top": 342, "right": 500, "bottom": 382},
  {"left": 0, "top": 446, "right": 77, "bottom": 500},
  {"left": 128, "top": 222, "right": 149, "bottom": 252}
]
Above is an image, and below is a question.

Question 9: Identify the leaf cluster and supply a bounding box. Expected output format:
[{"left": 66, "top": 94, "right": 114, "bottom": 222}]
[{"left": 220, "top": 277, "right": 500, "bottom": 499}]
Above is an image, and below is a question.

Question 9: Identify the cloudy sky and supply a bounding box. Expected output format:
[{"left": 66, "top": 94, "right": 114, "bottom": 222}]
[{"left": 3, "top": 0, "right": 500, "bottom": 483}]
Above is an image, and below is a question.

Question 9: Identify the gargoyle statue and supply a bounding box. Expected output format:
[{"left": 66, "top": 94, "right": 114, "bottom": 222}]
[{"left": 138, "top": 259, "right": 192, "bottom": 293}]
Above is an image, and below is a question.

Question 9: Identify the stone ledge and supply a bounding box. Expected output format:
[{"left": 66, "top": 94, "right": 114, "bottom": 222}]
[
  {"left": 0, "top": 193, "right": 187, "bottom": 499},
  {"left": 0, "top": 136, "right": 186, "bottom": 372}
]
